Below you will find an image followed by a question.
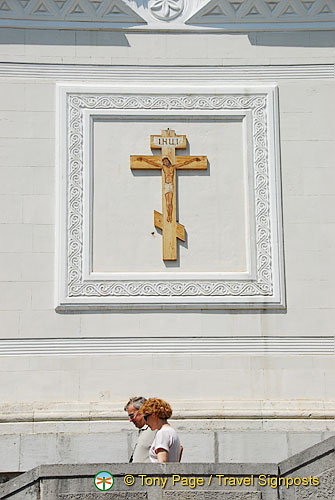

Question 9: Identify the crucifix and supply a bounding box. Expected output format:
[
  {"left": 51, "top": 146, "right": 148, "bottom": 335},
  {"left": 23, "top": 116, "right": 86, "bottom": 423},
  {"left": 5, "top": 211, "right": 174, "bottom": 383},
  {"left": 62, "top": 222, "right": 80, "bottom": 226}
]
[{"left": 130, "top": 129, "right": 207, "bottom": 261}]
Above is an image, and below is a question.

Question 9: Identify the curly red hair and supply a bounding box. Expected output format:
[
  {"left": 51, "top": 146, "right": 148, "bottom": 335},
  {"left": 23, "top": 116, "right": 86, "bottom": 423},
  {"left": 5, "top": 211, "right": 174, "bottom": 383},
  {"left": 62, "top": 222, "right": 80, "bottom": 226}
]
[{"left": 139, "top": 397, "right": 172, "bottom": 419}]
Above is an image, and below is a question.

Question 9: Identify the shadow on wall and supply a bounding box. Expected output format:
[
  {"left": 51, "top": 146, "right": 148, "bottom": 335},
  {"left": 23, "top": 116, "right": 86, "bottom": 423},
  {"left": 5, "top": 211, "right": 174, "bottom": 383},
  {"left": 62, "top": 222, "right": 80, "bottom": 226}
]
[
  {"left": 0, "top": 29, "right": 334, "bottom": 48},
  {"left": 248, "top": 31, "right": 335, "bottom": 47},
  {"left": 0, "top": 30, "right": 131, "bottom": 47}
]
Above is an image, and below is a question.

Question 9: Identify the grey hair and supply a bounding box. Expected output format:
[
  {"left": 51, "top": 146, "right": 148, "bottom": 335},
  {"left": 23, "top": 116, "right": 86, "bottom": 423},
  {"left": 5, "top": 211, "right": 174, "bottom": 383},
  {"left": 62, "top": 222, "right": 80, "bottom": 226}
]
[{"left": 124, "top": 396, "right": 147, "bottom": 412}]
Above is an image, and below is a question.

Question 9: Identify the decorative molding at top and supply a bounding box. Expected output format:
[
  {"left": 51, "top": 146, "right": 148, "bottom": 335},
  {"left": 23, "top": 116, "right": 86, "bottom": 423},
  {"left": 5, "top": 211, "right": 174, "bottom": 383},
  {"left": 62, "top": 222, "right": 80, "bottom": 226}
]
[
  {"left": 0, "top": 0, "right": 147, "bottom": 25},
  {"left": 0, "top": 63, "right": 334, "bottom": 82},
  {"left": 0, "top": 0, "right": 334, "bottom": 30},
  {"left": 186, "top": 0, "right": 335, "bottom": 25}
]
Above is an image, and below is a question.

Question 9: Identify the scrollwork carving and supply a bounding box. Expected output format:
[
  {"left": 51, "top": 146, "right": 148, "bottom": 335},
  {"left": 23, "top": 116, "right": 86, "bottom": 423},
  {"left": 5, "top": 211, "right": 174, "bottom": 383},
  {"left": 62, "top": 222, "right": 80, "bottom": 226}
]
[{"left": 66, "top": 92, "right": 273, "bottom": 300}]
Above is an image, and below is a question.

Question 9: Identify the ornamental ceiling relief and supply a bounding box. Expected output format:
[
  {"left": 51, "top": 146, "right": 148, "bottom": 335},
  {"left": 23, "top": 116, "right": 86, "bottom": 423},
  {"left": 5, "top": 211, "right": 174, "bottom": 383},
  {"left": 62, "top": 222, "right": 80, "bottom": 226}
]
[{"left": 0, "top": 0, "right": 333, "bottom": 25}]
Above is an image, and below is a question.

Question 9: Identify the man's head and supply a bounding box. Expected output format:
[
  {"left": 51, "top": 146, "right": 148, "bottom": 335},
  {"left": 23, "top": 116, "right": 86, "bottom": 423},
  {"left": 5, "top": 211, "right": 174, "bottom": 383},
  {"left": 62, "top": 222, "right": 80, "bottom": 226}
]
[
  {"left": 124, "top": 396, "right": 147, "bottom": 429},
  {"left": 162, "top": 156, "right": 172, "bottom": 167}
]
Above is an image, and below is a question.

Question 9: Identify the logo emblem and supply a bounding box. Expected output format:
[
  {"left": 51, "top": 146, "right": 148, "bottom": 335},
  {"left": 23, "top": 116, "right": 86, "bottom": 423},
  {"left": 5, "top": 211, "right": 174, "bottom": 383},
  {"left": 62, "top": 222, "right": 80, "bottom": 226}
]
[{"left": 94, "top": 471, "right": 114, "bottom": 491}]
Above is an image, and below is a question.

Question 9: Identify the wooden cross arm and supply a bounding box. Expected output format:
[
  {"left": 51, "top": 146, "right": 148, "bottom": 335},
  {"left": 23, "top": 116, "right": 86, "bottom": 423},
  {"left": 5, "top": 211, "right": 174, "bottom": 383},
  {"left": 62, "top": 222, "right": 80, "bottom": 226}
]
[
  {"left": 130, "top": 155, "right": 162, "bottom": 170},
  {"left": 130, "top": 155, "right": 207, "bottom": 170},
  {"left": 175, "top": 156, "right": 207, "bottom": 170},
  {"left": 154, "top": 211, "right": 185, "bottom": 242}
]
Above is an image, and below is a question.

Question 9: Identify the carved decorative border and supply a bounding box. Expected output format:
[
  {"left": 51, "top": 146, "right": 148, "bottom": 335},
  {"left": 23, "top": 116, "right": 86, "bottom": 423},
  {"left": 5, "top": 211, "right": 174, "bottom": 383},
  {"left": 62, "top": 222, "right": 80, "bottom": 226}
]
[{"left": 57, "top": 85, "right": 284, "bottom": 309}]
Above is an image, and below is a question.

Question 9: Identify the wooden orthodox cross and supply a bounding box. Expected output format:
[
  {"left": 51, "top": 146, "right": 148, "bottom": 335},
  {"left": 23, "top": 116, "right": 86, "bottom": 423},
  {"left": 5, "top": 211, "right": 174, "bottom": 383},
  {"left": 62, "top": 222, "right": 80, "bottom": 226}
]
[{"left": 130, "top": 129, "right": 207, "bottom": 261}]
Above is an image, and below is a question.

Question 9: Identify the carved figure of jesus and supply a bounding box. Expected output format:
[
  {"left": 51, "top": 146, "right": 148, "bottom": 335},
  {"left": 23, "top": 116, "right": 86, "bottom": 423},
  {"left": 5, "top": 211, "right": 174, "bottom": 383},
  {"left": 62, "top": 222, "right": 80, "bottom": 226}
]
[
  {"left": 138, "top": 155, "right": 200, "bottom": 223},
  {"left": 162, "top": 156, "right": 174, "bottom": 222}
]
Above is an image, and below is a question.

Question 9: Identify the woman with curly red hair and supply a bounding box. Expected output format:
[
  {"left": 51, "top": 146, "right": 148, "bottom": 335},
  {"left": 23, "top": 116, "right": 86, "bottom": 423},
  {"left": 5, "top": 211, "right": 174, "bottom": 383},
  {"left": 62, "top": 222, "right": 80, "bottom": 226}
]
[{"left": 139, "top": 397, "right": 181, "bottom": 463}]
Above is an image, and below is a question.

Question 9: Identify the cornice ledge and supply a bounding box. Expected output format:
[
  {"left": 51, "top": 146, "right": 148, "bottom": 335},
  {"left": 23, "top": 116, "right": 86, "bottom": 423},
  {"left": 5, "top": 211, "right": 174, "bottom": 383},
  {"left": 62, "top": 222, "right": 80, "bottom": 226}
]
[
  {"left": 0, "top": 63, "right": 334, "bottom": 82},
  {"left": 1, "top": 401, "right": 335, "bottom": 423}
]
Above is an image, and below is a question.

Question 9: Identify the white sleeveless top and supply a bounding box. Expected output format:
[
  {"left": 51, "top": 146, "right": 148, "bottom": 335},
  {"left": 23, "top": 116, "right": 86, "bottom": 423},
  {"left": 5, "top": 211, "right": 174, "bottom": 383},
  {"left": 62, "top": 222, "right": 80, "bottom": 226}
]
[{"left": 149, "top": 425, "right": 181, "bottom": 463}]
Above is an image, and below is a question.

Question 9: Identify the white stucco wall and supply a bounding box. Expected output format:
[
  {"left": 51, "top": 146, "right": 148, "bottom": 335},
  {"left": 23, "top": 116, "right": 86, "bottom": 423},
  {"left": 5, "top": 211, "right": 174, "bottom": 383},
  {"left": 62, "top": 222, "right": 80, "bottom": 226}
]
[{"left": 0, "top": 26, "right": 334, "bottom": 470}]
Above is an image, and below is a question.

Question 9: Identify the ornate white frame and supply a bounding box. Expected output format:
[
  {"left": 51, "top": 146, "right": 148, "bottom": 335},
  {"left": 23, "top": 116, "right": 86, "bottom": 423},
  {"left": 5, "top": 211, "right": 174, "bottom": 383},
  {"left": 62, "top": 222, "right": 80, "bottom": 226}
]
[{"left": 56, "top": 84, "right": 285, "bottom": 310}]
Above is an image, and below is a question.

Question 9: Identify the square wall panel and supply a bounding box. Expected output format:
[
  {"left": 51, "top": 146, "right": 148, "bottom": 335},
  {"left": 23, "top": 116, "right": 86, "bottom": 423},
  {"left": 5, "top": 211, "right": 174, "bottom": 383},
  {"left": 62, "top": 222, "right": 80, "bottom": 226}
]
[{"left": 56, "top": 84, "right": 285, "bottom": 310}]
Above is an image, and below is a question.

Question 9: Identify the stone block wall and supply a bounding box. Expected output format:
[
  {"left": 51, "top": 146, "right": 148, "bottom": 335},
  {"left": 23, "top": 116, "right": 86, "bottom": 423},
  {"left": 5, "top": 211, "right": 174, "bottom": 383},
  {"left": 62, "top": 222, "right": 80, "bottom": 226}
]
[
  {"left": 0, "top": 437, "right": 334, "bottom": 500},
  {"left": 0, "top": 24, "right": 334, "bottom": 469}
]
